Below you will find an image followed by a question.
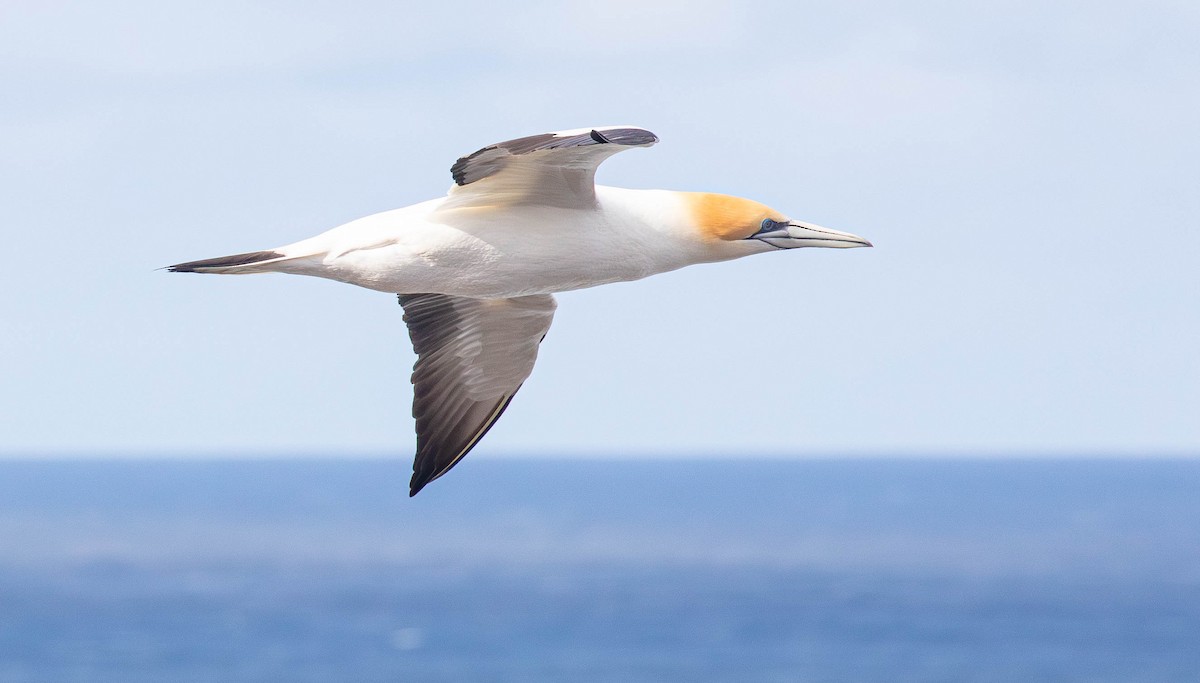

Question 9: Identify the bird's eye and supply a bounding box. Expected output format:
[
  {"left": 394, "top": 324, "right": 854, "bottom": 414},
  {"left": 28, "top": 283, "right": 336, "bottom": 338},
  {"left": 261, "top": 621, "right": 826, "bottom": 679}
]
[{"left": 759, "top": 218, "right": 775, "bottom": 231}]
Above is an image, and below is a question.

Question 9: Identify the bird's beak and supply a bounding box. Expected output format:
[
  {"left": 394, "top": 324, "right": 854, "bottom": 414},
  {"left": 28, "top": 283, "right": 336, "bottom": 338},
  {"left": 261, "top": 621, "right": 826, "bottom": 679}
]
[{"left": 753, "top": 220, "right": 873, "bottom": 249}]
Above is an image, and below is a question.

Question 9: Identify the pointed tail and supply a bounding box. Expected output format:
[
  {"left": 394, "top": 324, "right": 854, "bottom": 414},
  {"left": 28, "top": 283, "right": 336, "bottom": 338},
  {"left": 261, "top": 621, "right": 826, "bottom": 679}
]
[{"left": 167, "top": 250, "right": 289, "bottom": 274}]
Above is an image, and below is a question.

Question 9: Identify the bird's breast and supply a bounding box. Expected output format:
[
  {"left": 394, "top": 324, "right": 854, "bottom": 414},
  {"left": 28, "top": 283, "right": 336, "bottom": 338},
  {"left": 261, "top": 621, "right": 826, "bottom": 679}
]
[{"left": 319, "top": 200, "right": 693, "bottom": 298}]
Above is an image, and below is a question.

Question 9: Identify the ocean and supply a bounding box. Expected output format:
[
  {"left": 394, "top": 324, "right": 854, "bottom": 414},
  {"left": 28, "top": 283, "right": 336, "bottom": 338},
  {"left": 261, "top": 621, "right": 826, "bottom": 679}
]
[{"left": 0, "top": 458, "right": 1197, "bottom": 682}]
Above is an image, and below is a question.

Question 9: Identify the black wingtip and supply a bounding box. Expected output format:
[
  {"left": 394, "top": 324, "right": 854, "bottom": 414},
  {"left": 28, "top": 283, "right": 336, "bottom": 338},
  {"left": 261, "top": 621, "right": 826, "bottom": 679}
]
[
  {"left": 167, "top": 250, "right": 284, "bottom": 273},
  {"left": 409, "top": 476, "right": 427, "bottom": 497},
  {"left": 409, "top": 462, "right": 433, "bottom": 497}
]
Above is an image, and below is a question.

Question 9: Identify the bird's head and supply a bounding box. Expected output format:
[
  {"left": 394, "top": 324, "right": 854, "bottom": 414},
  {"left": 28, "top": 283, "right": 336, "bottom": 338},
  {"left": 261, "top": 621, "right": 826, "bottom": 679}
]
[{"left": 683, "top": 192, "right": 872, "bottom": 258}]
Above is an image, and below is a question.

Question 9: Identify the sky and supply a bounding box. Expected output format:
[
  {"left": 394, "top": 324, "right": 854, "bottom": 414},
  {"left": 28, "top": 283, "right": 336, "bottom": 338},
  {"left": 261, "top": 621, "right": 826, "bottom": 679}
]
[{"left": 1, "top": 0, "right": 1197, "bottom": 457}]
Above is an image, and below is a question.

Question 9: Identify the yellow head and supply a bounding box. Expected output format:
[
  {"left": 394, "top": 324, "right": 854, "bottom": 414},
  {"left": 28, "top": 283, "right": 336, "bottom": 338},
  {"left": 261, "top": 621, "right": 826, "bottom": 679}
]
[
  {"left": 685, "top": 192, "right": 783, "bottom": 242},
  {"left": 682, "top": 191, "right": 872, "bottom": 252}
]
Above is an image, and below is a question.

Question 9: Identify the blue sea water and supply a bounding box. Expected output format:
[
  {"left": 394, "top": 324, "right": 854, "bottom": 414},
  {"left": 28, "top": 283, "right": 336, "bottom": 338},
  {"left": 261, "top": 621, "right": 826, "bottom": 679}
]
[{"left": 0, "top": 458, "right": 1197, "bottom": 682}]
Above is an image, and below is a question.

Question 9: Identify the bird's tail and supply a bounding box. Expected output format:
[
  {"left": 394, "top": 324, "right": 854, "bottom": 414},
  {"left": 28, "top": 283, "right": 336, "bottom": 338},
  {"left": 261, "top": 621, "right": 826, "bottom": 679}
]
[{"left": 167, "top": 250, "right": 292, "bottom": 274}]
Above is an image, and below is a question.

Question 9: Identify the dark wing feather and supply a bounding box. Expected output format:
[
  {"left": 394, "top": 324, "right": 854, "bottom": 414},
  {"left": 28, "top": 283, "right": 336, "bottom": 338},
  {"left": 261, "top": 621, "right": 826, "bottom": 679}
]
[{"left": 399, "top": 293, "right": 556, "bottom": 496}]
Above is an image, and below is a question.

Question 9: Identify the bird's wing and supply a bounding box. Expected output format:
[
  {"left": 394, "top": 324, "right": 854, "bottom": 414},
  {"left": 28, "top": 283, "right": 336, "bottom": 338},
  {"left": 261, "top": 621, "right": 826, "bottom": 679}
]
[
  {"left": 442, "top": 126, "right": 658, "bottom": 210},
  {"left": 399, "top": 293, "right": 556, "bottom": 496}
]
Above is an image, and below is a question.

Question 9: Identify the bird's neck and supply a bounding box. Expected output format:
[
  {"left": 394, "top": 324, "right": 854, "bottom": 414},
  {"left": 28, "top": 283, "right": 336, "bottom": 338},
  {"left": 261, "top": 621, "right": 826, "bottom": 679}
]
[{"left": 594, "top": 186, "right": 767, "bottom": 265}]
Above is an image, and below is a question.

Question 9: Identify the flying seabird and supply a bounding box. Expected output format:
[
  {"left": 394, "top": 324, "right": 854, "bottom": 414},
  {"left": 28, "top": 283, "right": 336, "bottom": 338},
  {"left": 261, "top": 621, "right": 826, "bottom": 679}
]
[{"left": 170, "top": 126, "right": 871, "bottom": 496}]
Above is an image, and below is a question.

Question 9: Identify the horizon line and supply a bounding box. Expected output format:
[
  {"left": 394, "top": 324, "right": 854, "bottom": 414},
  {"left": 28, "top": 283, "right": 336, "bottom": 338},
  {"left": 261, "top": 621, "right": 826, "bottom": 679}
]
[{"left": 0, "top": 450, "right": 1198, "bottom": 461}]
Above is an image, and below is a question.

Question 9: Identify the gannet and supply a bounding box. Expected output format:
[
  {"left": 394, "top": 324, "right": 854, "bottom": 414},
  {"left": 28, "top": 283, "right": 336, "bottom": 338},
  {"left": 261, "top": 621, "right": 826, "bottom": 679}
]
[{"left": 170, "top": 126, "right": 871, "bottom": 496}]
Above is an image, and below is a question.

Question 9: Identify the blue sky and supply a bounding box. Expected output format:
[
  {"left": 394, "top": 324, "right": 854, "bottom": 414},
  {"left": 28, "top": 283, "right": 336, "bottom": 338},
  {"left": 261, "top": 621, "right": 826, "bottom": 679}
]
[{"left": 1, "top": 1, "right": 1197, "bottom": 457}]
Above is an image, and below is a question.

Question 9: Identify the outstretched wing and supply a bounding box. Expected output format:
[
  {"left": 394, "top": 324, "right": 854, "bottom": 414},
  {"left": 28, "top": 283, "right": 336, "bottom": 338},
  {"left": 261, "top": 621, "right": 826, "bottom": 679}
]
[
  {"left": 399, "top": 293, "right": 556, "bottom": 496},
  {"left": 443, "top": 126, "right": 658, "bottom": 210}
]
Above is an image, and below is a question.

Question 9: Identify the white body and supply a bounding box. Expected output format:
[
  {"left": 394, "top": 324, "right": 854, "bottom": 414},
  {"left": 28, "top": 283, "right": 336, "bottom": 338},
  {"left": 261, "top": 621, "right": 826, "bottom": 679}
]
[{"left": 270, "top": 186, "right": 768, "bottom": 298}]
